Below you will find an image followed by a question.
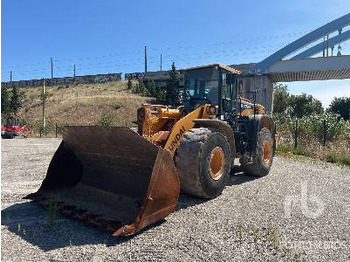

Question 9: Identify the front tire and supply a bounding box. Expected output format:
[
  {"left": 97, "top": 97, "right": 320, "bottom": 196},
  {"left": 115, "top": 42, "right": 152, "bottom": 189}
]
[
  {"left": 175, "top": 128, "right": 231, "bottom": 198},
  {"left": 240, "top": 127, "right": 273, "bottom": 177}
]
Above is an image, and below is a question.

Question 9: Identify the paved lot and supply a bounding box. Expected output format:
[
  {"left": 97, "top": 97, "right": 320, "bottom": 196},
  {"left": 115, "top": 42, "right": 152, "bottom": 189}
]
[{"left": 1, "top": 138, "right": 350, "bottom": 261}]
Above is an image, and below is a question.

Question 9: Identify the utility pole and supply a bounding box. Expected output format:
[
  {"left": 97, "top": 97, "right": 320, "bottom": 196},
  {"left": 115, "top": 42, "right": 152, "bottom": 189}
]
[
  {"left": 73, "top": 64, "right": 76, "bottom": 78},
  {"left": 160, "top": 54, "right": 163, "bottom": 71},
  {"left": 42, "top": 79, "right": 46, "bottom": 136},
  {"left": 144, "top": 45, "right": 148, "bottom": 73},
  {"left": 50, "top": 57, "right": 54, "bottom": 81},
  {"left": 9, "top": 71, "right": 13, "bottom": 84}
]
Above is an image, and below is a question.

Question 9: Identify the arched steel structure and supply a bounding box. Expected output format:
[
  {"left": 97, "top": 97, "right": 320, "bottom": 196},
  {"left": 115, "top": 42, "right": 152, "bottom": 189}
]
[{"left": 246, "top": 13, "right": 350, "bottom": 75}]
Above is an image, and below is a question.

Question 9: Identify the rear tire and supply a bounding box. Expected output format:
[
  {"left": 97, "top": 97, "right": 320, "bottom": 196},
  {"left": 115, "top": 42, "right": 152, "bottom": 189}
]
[
  {"left": 240, "top": 127, "right": 273, "bottom": 177},
  {"left": 175, "top": 128, "right": 231, "bottom": 198}
]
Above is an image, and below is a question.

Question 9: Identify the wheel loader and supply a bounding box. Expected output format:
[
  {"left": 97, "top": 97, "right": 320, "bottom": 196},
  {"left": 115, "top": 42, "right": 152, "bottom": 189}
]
[{"left": 26, "top": 64, "right": 275, "bottom": 236}]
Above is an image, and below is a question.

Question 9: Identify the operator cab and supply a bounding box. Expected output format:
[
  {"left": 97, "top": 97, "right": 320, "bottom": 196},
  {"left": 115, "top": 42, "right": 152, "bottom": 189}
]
[{"left": 183, "top": 64, "right": 241, "bottom": 121}]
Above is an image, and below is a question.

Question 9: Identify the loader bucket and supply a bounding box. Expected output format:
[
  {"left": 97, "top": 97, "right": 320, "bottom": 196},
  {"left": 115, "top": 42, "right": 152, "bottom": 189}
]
[{"left": 25, "top": 126, "right": 180, "bottom": 236}]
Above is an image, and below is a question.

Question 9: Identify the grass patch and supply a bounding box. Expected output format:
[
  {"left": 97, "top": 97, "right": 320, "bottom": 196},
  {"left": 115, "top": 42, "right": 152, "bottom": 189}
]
[
  {"left": 17, "top": 223, "right": 27, "bottom": 236},
  {"left": 326, "top": 153, "right": 350, "bottom": 166},
  {"left": 276, "top": 142, "right": 307, "bottom": 156},
  {"left": 18, "top": 81, "right": 152, "bottom": 136},
  {"left": 235, "top": 224, "right": 304, "bottom": 259},
  {"left": 97, "top": 113, "right": 113, "bottom": 126},
  {"left": 277, "top": 142, "right": 350, "bottom": 167},
  {"left": 325, "top": 153, "right": 337, "bottom": 163},
  {"left": 338, "top": 155, "right": 350, "bottom": 166}
]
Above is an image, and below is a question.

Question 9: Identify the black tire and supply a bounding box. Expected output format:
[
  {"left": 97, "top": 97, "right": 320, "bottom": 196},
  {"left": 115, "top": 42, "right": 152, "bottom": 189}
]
[
  {"left": 240, "top": 127, "right": 273, "bottom": 177},
  {"left": 175, "top": 127, "right": 231, "bottom": 198}
]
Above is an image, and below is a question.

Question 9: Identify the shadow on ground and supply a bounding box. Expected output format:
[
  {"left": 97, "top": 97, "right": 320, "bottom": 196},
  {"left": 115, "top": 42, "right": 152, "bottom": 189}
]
[
  {"left": 176, "top": 167, "right": 259, "bottom": 211},
  {"left": 1, "top": 169, "right": 258, "bottom": 251},
  {"left": 228, "top": 166, "right": 260, "bottom": 186}
]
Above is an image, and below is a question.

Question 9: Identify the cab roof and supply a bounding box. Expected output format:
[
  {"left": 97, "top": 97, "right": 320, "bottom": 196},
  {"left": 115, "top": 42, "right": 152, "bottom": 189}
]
[{"left": 182, "top": 63, "right": 241, "bottom": 75}]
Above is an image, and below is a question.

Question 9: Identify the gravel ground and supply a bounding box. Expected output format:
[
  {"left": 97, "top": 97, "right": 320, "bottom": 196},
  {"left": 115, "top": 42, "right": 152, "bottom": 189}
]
[{"left": 1, "top": 138, "right": 350, "bottom": 261}]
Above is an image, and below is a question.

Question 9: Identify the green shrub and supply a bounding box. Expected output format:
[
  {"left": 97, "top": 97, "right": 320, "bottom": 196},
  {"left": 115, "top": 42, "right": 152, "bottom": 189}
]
[
  {"left": 276, "top": 142, "right": 305, "bottom": 154},
  {"left": 27, "top": 119, "right": 59, "bottom": 137},
  {"left": 131, "top": 80, "right": 165, "bottom": 101},
  {"left": 276, "top": 142, "right": 293, "bottom": 154},
  {"left": 325, "top": 153, "right": 350, "bottom": 166},
  {"left": 292, "top": 145, "right": 307, "bottom": 156},
  {"left": 274, "top": 112, "right": 350, "bottom": 142},
  {"left": 97, "top": 113, "right": 112, "bottom": 126},
  {"left": 338, "top": 155, "right": 350, "bottom": 166},
  {"left": 132, "top": 80, "right": 147, "bottom": 96},
  {"left": 127, "top": 79, "right": 132, "bottom": 90},
  {"left": 325, "top": 153, "right": 337, "bottom": 163}
]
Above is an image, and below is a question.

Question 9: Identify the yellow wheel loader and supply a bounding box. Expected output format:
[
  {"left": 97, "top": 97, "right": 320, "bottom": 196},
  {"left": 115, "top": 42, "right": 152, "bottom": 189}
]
[{"left": 26, "top": 64, "right": 275, "bottom": 236}]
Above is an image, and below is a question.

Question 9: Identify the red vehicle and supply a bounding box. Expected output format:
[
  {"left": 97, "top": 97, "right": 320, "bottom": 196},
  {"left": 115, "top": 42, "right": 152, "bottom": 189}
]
[
  {"left": 1, "top": 117, "right": 30, "bottom": 139},
  {"left": 1, "top": 125, "right": 5, "bottom": 137}
]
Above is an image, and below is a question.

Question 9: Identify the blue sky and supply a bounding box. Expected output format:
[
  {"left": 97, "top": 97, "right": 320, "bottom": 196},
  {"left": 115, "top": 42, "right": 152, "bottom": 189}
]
[{"left": 1, "top": 0, "right": 349, "bottom": 107}]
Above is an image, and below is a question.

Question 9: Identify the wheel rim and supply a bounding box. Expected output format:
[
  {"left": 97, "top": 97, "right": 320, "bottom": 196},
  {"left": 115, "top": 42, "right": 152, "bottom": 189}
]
[
  {"left": 209, "top": 147, "right": 225, "bottom": 181},
  {"left": 263, "top": 140, "right": 271, "bottom": 165}
]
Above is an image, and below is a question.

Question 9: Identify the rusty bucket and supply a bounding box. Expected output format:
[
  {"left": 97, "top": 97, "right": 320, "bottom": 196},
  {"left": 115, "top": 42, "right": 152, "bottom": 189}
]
[{"left": 25, "top": 126, "right": 180, "bottom": 236}]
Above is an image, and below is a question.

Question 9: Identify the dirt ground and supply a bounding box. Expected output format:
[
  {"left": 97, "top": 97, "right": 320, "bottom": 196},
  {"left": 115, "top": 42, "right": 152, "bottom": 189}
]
[{"left": 1, "top": 138, "right": 350, "bottom": 261}]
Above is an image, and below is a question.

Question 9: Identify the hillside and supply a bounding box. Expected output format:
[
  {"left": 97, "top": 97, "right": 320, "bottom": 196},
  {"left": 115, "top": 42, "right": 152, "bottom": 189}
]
[{"left": 18, "top": 81, "right": 153, "bottom": 135}]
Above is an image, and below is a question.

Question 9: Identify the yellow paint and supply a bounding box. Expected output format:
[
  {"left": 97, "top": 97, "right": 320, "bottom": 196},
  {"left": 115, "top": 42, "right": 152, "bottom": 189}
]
[
  {"left": 164, "top": 104, "right": 211, "bottom": 154},
  {"left": 141, "top": 104, "right": 183, "bottom": 136},
  {"left": 137, "top": 97, "right": 264, "bottom": 156},
  {"left": 239, "top": 97, "right": 265, "bottom": 117}
]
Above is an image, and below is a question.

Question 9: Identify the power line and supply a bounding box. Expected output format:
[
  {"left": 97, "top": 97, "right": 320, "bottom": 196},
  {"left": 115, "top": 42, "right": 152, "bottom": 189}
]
[
  {"left": 4, "top": 29, "right": 347, "bottom": 76},
  {"left": 2, "top": 37, "right": 349, "bottom": 81},
  {"left": 2, "top": 30, "right": 309, "bottom": 70},
  {"left": 0, "top": 44, "right": 307, "bottom": 76}
]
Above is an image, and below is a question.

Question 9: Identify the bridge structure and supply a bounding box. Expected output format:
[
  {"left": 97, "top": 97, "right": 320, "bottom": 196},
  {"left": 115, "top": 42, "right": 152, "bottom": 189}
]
[
  {"left": 235, "top": 13, "right": 350, "bottom": 112},
  {"left": 245, "top": 13, "right": 350, "bottom": 81},
  {"left": 135, "top": 13, "right": 350, "bottom": 112}
]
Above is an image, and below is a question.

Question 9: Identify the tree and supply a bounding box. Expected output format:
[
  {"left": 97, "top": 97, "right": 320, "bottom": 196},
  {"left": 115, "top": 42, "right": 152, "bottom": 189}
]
[
  {"left": 9, "top": 86, "right": 23, "bottom": 114},
  {"left": 155, "top": 85, "right": 165, "bottom": 101},
  {"left": 273, "top": 84, "right": 290, "bottom": 114},
  {"left": 165, "top": 62, "right": 181, "bottom": 106},
  {"left": 1, "top": 85, "right": 10, "bottom": 116},
  {"left": 127, "top": 79, "right": 133, "bottom": 90},
  {"left": 144, "top": 80, "right": 156, "bottom": 97},
  {"left": 327, "top": 97, "right": 350, "bottom": 120},
  {"left": 144, "top": 80, "right": 165, "bottom": 101},
  {"left": 273, "top": 84, "right": 324, "bottom": 118},
  {"left": 132, "top": 80, "right": 147, "bottom": 96},
  {"left": 289, "top": 93, "right": 324, "bottom": 118}
]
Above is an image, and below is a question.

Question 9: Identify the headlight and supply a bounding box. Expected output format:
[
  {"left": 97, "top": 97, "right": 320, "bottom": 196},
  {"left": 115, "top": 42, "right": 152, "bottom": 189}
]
[{"left": 209, "top": 106, "right": 217, "bottom": 115}]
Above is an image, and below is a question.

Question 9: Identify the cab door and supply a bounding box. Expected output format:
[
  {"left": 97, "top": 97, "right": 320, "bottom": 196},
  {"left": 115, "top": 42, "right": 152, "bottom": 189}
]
[{"left": 220, "top": 71, "right": 238, "bottom": 120}]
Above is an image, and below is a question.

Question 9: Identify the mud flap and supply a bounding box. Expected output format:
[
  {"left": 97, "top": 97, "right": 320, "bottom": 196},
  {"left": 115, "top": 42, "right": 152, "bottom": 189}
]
[{"left": 25, "top": 126, "right": 180, "bottom": 236}]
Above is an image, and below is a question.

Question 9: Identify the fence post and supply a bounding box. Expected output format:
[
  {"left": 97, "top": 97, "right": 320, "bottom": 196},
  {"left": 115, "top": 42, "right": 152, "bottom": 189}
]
[
  {"left": 55, "top": 123, "right": 58, "bottom": 138},
  {"left": 274, "top": 121, "right": 277, "bottom": 150},
  {"left": 39, "top": 128, "right": 42, "bottom": 138},
  {"left": 323, "top": 119, "right": 326, "bottom": 146},
  {"left": 294, "top": 119, "right": 298, "bottom": 148}
]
